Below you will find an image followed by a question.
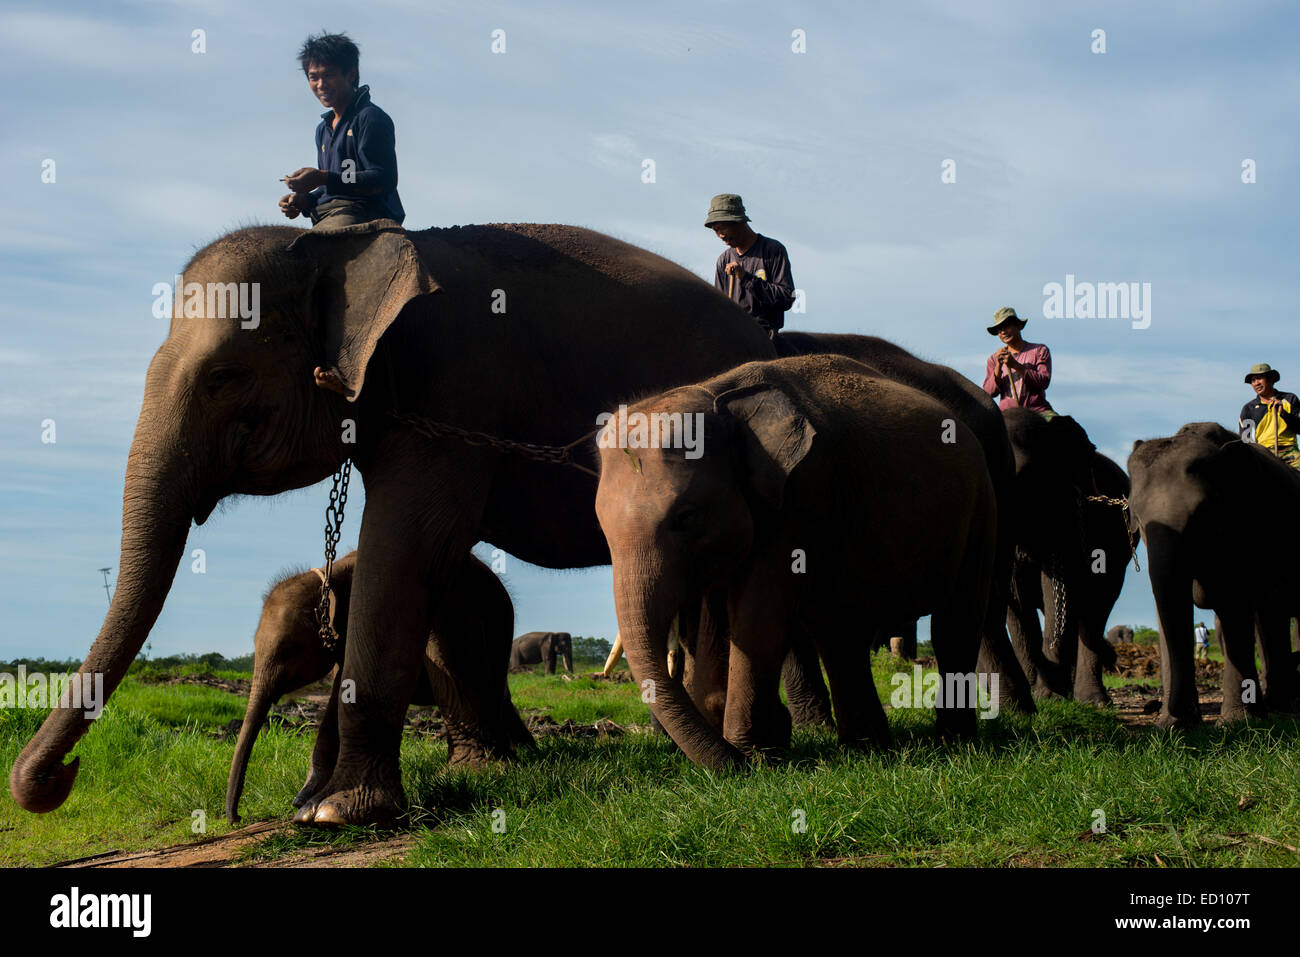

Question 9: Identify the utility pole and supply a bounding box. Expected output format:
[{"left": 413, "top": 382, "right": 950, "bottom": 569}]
[{"left": 98, "top": 567, "right": 112, "bottom": 604}]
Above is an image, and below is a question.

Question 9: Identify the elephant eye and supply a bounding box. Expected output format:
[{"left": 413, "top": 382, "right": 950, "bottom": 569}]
[{"left": 204, "top": 364, "right": 252, "bottom": 398}]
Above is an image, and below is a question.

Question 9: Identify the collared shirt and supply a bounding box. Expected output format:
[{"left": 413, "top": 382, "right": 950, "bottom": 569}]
[
  {"left": 301, "top": 85, "right": 405, "bottom": 224},
  {"left": 713, "top": 235, "right": 795, "bottom": 332},
  {"left": 1239, "top": 390, "right": 1300, "bottom": 449},
  {"left": 983, "top": 342, "right": 1053, "bottom": 412}
]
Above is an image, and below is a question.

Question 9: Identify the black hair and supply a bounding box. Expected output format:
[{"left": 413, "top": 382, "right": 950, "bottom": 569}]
[{"left": 298, "top": 32, "right": 360, "bottom": 88}]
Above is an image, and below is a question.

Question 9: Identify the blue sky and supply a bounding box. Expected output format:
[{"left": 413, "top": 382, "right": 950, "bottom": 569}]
[{"left": 1, "top": 1, "right": 1296, "bottom": 660}]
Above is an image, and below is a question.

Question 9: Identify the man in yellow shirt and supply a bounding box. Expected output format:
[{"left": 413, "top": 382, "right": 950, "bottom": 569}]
[{"left": 1239, "top": 363, "right": 1300, "bottom": 470}]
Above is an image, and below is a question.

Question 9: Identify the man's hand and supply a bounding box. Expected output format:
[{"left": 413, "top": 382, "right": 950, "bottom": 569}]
[
  {"left": 278, "top": 192, "right": 309, "bottom": 219},
  {"left": 283, "top": 167, "right": 328, "bottom": 192},
  {"left": 724, "top": 261, "right": 748, "bottom": 281},
  {"left": 997, "top": 346, "right": 1022, "bottom": 372}
]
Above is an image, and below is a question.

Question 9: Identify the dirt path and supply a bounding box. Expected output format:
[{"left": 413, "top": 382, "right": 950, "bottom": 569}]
[{"left": 51, "top": 821, "right": 417, "bottom": 869}]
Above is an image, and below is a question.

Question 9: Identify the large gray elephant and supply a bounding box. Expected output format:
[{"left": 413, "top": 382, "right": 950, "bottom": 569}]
[
  {"left": 1000, "top": 409, "right": 1136, "bottom": 704},
  {"left": 10, "top": 220, "right": 781, "bottom": 827},
  {"left": 595, "top": 355, "right": 999, "bottom": 768},
  {"left": 509, "top": 631, "right": 573, "bottom": 674},
  {"left": 1128, "top": 422, "right": 1300, "bottom": 725},
  {"left": 226, "top": 550, "right": 532, "bottom": 824}
]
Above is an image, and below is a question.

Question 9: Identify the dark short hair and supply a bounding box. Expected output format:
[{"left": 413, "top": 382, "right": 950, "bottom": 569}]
[{"left": 298, "top": 33, "right": 360, "bottom": 87}]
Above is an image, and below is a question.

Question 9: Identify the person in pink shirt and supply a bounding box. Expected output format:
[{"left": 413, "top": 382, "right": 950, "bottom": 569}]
[{"left": 982, "top": 306, "right": 1055, "bottom": 415}]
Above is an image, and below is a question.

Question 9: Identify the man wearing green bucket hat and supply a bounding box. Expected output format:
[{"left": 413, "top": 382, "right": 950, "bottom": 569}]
[
  {"left": 981, "top": 306, "right": 1055, "bottom": 415},
  {"left": 705, "top": 194, "right": 795, "bottom": 339},
  {"left": 1239, "top": 363, "right": 1300, "bottom": 470}
]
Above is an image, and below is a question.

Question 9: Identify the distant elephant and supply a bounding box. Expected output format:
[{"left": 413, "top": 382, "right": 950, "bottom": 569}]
[
  {"left": 595, "top": 355, "right": 999, "bottom": 768},
  {"left": 1000, "top": 409, "right": 1136, "bottom": 705},
  {"left": 1129, "top": 422, "right": 1300, "bottom": 725},
  {"left": 226, "top": 551, "right": 533, "bottom": 823},
  {"left": 510, "top": 632, "right": 573, "bottom": 674},
  {"left": 1106, "top": 625, "right": 1135, "bottom": 645},
  {"left": 11, "top": 220, "right": 784, "bottom": 827}
]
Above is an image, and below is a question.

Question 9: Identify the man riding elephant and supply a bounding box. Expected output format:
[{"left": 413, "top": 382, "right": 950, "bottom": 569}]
[{"left": 279, "top": 33, "right": 405, "bottom": 231}]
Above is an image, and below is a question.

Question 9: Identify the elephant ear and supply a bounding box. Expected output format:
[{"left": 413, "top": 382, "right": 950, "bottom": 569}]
[
  {"left": 714, "top": 384, "right": 816, "bottom": 510},
  {"left": 288, "top": 221, "right": 441, "bottom": 402}
]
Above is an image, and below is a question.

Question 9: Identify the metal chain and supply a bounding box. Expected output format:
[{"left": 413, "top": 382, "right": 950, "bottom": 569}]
[
  {"left": 1084, "top": 493, "right": 1141, "bottom": 572},
  {"left": 316, "top": 460, "right": 352, "bottom": 651},
  {"left": 312, "top": 412, "right": 597, "bottom": 648},
  {"left": 387, "top": 410, "right": 600, "bottom": 477}
]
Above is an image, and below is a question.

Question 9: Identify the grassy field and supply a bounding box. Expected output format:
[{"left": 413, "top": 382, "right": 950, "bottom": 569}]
[{"left": 1, "top": 652, "right": 1297, "bottom": 867}]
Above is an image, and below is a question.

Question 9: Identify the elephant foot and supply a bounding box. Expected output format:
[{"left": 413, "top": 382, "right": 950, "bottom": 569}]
[
  {"left": 1218, "top": 703, "right": 1267, "bottom": 724},
  {"left": 1153, "top": 708, "right": 1201, "bottom": 730},
  {"left": 294, "top": 764, "right": 405, "bottom": 828},
  {"left": 1076, "top": 688, "right": 1113, "bottom": 708},
  {"left": 446, "top": 742, "right": 510, "bottom": 770}
]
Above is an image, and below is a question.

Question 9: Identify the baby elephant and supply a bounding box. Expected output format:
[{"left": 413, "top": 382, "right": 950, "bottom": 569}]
[
  {"left": 594, "top": 355, "right": 998, "bottom": 769},
  {"left": 510, "top": 631, "right": 574, "bottom": 674},
  {"left": 226, "top": 550, "right": 533, "bottom": 824}
]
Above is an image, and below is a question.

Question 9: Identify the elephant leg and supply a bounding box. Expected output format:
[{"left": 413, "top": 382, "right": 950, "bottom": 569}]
[
  {"left": 1218, "top": 605, "right": 1264, "bottom": 722},
  {"left": 980, "top": 610, "right": 1038, "bottom": 714},
  {"left": 782, "top": 623, "right": 834, "bottom": 729},
  {"left": 723, "top": 571, "right": 794, "bottom": 756},
  {"left": 1073, "top": 638, "right": 1111, "bottom": 707},
  {"left": 1256, "top": 609, "right": 1300, "bottom": 713},
  {"left": 1073, "top": 586, "right": 1117, "bottom": 706},
  {"left": 426, "top": 566, "right": 532, "bottom": 765},
  {"left": 930, "top": 586, "right": 986, "bottom": 741},
  {"left": 896, "top": 619, "right": 918, "bottom": 660},
  {"left": 812, "top": 620, "right": 890, "bottom": 750},
  {"left": 1006, "top": 563, "right": 1065, "bottom": 699},
  {"left": 1036, "top": 564, "right": 1076, "bottom": 697},
  {"left": 691, "top": 589, "right": 731, "bottom": 733},
  {"left": 303, "top": 444, "right": 489, "bottom": 827},
  {"left": 1146, "top": 527, "right": 1200, "bottom": 728},
  {"left": 294, "top": 666, "right": 343, "bottom": 809}
]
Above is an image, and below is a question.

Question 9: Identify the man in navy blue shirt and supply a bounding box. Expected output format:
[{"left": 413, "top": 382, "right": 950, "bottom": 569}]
[
  {"left": 279, "top": 33, "right": 405, "bottom": 229},
  {"left": 705, "top": 193, "right": 795, "bottom": 339}
]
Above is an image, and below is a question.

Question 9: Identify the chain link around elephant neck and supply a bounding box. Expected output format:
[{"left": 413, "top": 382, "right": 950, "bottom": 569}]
[{"left": 1083, "top": 493, "right": 1141, "bottom": 572}]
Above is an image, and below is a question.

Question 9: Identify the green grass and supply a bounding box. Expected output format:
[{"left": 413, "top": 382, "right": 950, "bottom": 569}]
[{"left": 1, "top": 654, "right": 1297, "bottom": 868}]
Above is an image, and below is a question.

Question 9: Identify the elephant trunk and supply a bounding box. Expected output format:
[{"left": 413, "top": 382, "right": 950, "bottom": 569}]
[
  {"left": 562, "top": 643, "right": 574, "bottom": 675},
  {"left": 10, "top": 421, "right": 195, "bottom": 813},
  {"left": 615, "top": 563, "right": 743, "bottom": 771},
  {"left": 226, "top": 674, "right": 280, "bottom": 824}
]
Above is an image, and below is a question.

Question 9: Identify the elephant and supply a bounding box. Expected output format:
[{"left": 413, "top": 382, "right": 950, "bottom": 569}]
[
  {"left": 10, "top": 219, "right": 783, "bottom": 827},
  {"left": 509, "top": 631, "right": 573, "bottom": 674},
  {"left": 1128, "top": 422, "right": 1300, "bottom": 725},
  {"left": 594, "top": 354, "right": 999, "bottom": 769},
  {"left": 663, "top": 331, "right": 1036, "bottom": 732},
  {"left": 226, "top": 550, "right": 532, "bottom": 824},
  {"left": 1106, "top": 625, "right": 1135, "bottom": 645},
  {"left": 999, "top": 408, "right": 1136, "bottom": 705}
]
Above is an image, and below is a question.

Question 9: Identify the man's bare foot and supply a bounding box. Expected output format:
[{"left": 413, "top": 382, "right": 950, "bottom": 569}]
[{"left": 313, "top": 366, "right": 353, "bottom": 397}]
